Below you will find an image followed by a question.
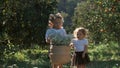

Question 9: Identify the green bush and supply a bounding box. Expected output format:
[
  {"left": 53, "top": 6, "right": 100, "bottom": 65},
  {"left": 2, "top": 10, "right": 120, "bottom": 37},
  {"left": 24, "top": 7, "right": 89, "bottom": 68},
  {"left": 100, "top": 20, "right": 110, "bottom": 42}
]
[{"left": 89, "top": 42, "right": 120, "bottom": 61}]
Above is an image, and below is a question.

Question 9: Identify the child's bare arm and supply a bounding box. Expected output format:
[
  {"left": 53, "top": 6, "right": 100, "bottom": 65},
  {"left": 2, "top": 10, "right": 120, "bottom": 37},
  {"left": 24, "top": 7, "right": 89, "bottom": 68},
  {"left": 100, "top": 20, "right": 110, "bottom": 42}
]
[
  {"left": 82, "top": 45, "right": 88, "bottom": 58},
  {"left": 84, "top": 45, "right": 88, "bottom": 53}
]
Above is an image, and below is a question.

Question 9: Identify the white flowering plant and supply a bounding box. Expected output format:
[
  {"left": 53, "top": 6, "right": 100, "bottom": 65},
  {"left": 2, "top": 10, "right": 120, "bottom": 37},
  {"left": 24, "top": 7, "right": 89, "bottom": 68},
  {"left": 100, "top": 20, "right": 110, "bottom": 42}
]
[{"left": 49, "top": 32, "right": 73, "bottom": 46}]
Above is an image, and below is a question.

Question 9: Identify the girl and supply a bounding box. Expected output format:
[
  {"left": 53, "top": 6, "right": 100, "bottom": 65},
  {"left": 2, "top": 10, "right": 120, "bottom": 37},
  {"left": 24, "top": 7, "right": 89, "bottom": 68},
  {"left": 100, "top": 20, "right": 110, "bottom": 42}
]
[
  {"left": 71, "top": 27, "right": 90, "bottom": 68},
  {"left": 45, "top": 13, "right": 66, "bottom": 68},
  {"left": 45, "top": 13, "right": 64, "bottom": 43},
  {"left": 51, "top": 13, "right": 66, "bottom": 68}
]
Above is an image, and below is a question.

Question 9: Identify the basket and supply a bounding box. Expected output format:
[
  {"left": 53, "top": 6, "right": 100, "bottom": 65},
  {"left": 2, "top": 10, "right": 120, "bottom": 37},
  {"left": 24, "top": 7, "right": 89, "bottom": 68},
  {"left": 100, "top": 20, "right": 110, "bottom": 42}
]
[{"left": 50, "top": 46, "right": 71, "bottom": 64}]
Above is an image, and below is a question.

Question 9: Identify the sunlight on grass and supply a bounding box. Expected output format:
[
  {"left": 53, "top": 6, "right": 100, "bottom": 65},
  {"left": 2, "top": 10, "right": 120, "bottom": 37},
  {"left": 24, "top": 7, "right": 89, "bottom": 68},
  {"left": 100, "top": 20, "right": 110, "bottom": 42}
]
[{"left": 1, "top": 42, "right": 120, "bottom": 68}]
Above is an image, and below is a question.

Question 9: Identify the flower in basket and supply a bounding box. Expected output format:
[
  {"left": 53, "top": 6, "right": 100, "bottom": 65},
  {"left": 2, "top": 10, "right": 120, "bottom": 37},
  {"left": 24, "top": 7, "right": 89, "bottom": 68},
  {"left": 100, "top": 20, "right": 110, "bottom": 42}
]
[{"left": 49, "top": 32, "right": 73, "bottom": 46}]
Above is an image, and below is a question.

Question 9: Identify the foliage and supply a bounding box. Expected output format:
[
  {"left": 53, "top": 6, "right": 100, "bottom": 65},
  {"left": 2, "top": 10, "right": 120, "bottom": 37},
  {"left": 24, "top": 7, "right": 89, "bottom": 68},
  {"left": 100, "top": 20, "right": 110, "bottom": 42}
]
[
  {"left": 72, "top": 0, "right": 120, "bottom": 44},
  {"left": 0, "top": 42, "right": 120, "bottom": 68},
  {"left": 56, "top": 0, "right": 82, "bottom": 33},
  {"left": 4, "top": 48, "right": 49, "bottom": 68},
  {"left": 0, "top": 41, "right": 19, "bottom": 64},
  {"left": 0, "top": 0, "right": 57, "bottom": 46},
  {"left": 0, "top": 0, "right": 57, "bottom": 65},
  {"left": 48, "top": 29, "right": 73, "bottom": 46},
  {"left": 89, "top": 42, "right": 120, "bottom": 61},
  {"left": 49, "top": 30, "right": 73, "bottom": 45}
]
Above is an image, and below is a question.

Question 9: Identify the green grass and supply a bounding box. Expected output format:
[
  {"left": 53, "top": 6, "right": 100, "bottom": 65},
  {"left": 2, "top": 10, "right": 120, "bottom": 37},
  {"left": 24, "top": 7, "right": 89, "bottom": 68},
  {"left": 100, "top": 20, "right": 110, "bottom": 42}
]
[
  {"left": 87, "top": 61, "right": 120, "bottom": 68},
  {"left": 0, "top": 42, "right": 120, "bottom": 68}
]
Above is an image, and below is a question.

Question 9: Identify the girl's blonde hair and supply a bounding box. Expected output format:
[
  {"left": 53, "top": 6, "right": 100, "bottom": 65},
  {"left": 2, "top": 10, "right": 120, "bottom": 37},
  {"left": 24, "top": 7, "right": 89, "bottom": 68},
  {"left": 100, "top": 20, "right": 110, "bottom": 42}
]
[
  {"left": 49, "top": 13, "right": 64, "bottom": 24},
  {"left": 73, "top": 27, "right": 88, "bottom": 38}
]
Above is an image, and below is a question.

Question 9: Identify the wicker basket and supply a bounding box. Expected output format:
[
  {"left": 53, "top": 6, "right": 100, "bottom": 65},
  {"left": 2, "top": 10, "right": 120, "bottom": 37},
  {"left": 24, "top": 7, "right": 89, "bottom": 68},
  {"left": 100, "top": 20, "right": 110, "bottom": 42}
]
[{"left": 50, "top": 46, "right": 71, "bottom": 64}]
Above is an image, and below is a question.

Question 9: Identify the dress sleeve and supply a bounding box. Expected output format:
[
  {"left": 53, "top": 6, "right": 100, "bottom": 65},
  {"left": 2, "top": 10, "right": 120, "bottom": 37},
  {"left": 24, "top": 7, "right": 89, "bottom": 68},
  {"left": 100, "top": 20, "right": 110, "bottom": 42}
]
[{"left": 84, "top": 39, "right": 88, "bottom": 45}]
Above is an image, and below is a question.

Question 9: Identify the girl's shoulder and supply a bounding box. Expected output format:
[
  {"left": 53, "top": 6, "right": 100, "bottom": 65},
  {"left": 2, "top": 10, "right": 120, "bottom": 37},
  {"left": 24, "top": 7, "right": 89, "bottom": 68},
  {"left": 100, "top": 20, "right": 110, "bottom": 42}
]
[
  {"left": 83, "top": 38, "right": 88, "bottom": 41},
  {"left": 46, "top": 28, "right": 56, "bottom": 33}
]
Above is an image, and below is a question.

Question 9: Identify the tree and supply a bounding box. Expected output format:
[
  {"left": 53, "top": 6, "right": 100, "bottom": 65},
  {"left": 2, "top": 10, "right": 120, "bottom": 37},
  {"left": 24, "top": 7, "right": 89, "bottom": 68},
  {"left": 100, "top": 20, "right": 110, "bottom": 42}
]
[
  {"left": 72, "top": 0, "right": 120, "bottom": 44},
  {"left": 57, "top": 0, "right": 82, "bottom": 33},
  {"left": 0, "top": 0, "right": 57, "bottom": 48}
]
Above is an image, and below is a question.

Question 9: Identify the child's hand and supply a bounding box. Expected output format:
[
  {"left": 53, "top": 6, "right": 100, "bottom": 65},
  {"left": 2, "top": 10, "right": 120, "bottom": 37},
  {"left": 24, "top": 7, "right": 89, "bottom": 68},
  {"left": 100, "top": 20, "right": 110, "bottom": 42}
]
[
  {"left": 82, "top": 53, "right": 85, "bottom": 58},
  {"left": 46, "top": 39, "right": 50, "bottom": 43},
  {"left": 70, "top": 43, "right": 73, "bottom": 47},
  {"left": 46, "top": 37, "right": 51, "bottom": 44}
]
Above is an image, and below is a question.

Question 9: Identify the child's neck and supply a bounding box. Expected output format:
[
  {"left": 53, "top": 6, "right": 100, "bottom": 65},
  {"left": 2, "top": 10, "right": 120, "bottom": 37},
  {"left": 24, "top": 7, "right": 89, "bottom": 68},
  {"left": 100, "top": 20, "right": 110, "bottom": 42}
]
[
  {"left": 78, "top": 38, "right": 84, "bottom": 40},
  {"left": 53, "top": 27, "right": 62, "bottom": 29}
]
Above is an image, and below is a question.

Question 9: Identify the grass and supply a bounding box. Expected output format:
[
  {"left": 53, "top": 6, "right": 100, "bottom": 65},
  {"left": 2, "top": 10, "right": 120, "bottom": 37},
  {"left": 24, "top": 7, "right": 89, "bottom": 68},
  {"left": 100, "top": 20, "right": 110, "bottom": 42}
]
[
  {"left": 0, "top": 42, "right": 120, "bottom": 68},
  {"left": 87, "top": 61, "right": 120, "bottom": 68}
]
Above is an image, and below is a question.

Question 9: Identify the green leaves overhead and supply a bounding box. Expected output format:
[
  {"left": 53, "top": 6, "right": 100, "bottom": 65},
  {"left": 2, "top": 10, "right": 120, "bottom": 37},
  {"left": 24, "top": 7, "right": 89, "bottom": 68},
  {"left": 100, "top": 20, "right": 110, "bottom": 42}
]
[{"left": 0, "top": 0, "right": 57, "bottom": 46}]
